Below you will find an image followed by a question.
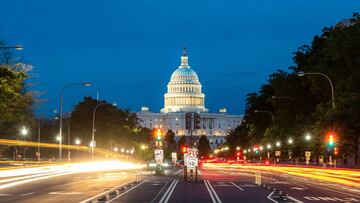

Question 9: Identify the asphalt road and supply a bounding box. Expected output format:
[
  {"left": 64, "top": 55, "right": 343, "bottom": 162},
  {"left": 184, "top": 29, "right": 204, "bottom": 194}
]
[
  {"left": 0, "top": 166, "right": 360, "bottom": 202},
  {"left": 0, "top": 170, "right": 136, "bottom": 203}
]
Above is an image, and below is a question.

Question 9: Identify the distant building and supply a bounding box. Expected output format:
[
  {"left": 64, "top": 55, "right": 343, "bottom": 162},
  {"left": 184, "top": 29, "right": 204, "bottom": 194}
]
[{"left": 137, "top": 48, "right": 243, "bottom": 148}]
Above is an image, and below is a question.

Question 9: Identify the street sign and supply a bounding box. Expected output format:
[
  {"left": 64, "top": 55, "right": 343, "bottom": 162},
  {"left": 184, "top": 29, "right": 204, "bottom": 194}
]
[
  {"left": 187, "top": 147, "right": 198, "bottom": 158},
  {"left": 171, "top": 152, "right": 177, "bottom": 162},
  {"left": 154, "top": 149, "right": 163, "bottom": 163},
  {"left": 275, "top": 150, "right": 281, "bottom": 157},
  {"left": 184, "top": 148, "right": 198, "bottom": 168},
  {"left": 184, "top": 154, "right": 198, "bottom": 167}
]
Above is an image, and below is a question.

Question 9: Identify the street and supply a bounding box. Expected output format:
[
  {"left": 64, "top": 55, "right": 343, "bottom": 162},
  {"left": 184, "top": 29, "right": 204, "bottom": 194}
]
[{"left": 0, "top": 164, "right": 359, "bottom": 203}]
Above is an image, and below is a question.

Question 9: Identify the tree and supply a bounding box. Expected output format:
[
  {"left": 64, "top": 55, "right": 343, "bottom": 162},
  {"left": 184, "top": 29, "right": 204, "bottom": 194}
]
[
  {"left": 164, "top": 130, "right": 177, "bottom": 152},
  {"left": 198, "top": 135, "right": 211, "bottom": 157},
  {"left": 70, "top": 97, "right": 151, "bottom": 154},
  {"left": 227, "top": 13, "right": 360, "bottom": 166},
  {"left": 0, "top": 41, "right": 33, "bottom": 136}
]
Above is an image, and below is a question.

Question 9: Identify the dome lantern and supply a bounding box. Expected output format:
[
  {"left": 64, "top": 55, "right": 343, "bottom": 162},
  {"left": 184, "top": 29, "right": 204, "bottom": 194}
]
[{"left": 181, "top": 47, "right": 189, "bottom": 67}]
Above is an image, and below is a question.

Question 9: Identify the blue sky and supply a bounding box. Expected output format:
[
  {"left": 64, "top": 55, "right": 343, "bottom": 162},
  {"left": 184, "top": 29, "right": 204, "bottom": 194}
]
[{"left": 1, "top": 0, "right": 359, "bottom": 116}]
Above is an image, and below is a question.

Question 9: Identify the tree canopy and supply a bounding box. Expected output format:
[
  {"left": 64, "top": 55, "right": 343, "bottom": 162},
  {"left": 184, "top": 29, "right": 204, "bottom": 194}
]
[{"left": 226, "top": 13, "right": 360, "bottom": 165}]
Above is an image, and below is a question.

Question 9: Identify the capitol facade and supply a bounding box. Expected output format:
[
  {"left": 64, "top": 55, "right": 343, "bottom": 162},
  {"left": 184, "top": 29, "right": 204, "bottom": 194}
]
[{"left": 137, "top": 49, "right": 243, "bottom": 148}]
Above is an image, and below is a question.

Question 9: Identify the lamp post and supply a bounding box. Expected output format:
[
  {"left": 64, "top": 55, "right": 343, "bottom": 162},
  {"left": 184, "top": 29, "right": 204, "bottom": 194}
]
[
  {"left": 20, "top": 127, "right": 28, "bottom": 160},
  {"left": 59, "top": 82, "right": 91, "bottom": 162},
  {"left": 91, "top": 102, "right": 116, "bottom": 159},
  {"left": 298, "top": 71, "right": 335, "bottom": 109},
  {"left": 254, "top": 110, "right": 275, "bottom": 122}
]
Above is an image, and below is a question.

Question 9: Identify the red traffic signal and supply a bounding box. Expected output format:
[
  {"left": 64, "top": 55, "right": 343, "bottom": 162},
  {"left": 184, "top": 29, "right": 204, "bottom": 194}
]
[
  {"left": 236, "top": 152, "right": 241, "bottom": 156},
  {"left": 181, "top": 145, "right": 188, "bottom": 154}
]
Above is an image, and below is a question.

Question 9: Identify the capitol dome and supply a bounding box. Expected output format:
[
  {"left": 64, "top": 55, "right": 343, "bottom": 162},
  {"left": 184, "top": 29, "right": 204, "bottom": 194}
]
[
  {"left": 161, "top": 48, "right": 208, "bottom": 113},
  {"left": 169, "top": 66, "right": 200, "bottom": 85}
]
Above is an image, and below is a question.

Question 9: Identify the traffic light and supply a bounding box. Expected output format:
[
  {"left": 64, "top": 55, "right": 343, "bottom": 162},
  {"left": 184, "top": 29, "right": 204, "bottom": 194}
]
[
  {"left": 327, "top": 132, "right": 335, "bottom": 147},
  {"left": 334, "top": 147, "right": 339, "bottom": 156},
  {"left": 236, "top": 152, "right": 241, "bottom": 156},
  {"left": 156, "top": 129, "right": 162, "bottom": 141},
  {"left": 181, "top": 145, "right": 188, "bottom": 154},
  {"left": 153, "top": 128, "right": 162, "bottom": 141},
  {"left": 194, "top": 113, "right": 201, "bottom": 130}
]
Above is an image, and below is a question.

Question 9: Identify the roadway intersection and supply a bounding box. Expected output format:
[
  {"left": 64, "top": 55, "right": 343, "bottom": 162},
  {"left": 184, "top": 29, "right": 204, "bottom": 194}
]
[{"left": 0, "top": 166, "right": 359, "bottom": 202}]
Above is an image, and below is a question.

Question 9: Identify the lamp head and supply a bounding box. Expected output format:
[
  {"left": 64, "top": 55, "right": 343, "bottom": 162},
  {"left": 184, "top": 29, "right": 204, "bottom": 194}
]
[{"left": 297, "top": 71, "right": 305, "bottom": 77}]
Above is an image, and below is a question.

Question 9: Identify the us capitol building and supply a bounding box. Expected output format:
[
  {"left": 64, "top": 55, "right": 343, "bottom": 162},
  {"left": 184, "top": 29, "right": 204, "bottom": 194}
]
[{"left": 137, "top": 48, "right": 243, "bottom": 148}]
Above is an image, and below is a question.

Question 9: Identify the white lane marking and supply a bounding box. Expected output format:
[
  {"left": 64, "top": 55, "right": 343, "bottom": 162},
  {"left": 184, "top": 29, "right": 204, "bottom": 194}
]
[
  {"left": 163, "top": 180, "right": 178, "bottom": 203},
  {"left": 0, "top": 171, "right": 64, "bottom": 184},
  {"left": 21, "top": 192, "right": 34, "bottom": 196},
  {"left": 159, "top": 180, "right": 177, "bottom": 203},
  {"left": 0, "top": 171, "right": 74, "bottom": 190},
  {"left": 204, "top": 180, "right": 216, "bottom": 203},
  {"left": 174, "top": 170, "right": 182, "bottom": 175},
  {"left": 198, "top": 170, "right": 202, "bottom": 175},
  {"left": 107, "top": 180, "right": 147, "bottom": 203},
  {"left": 79, "top": 180, "right": 135, "bottom": 203},
  {"left": 291, "top": 187, "right": 305, "bottom": 191},
  {"left": 303, "top": 182, "right": 360, "bottom": 198},
  {"left": 287, "top": 196, "right": 304, "bottom": 203},
  {"left": 230, "top": 182, "right": 244, "bottom": 191},
  {"left": 267, "top": 191, "right": 279, "bottom": 203},
  {"left": 49, "top": 192, "right": 84, "bottom": 195},
  {"left": 150, "top": 180, "right": 171, "bottom": 203},
  {"left": 206, "top": 180, "right": 222, "bottom": 203}
]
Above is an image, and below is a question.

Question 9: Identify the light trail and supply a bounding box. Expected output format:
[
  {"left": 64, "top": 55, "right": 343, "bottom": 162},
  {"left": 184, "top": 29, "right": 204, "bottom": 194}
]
[
  {"left": 0, "top": 138, "right": 126, "bottom": 159},
  {"left": 202, "top": 163, "right": 360, "bottom": 188},
  {"left": 0, "top": 160, "right": 145, "bottom": 190}
]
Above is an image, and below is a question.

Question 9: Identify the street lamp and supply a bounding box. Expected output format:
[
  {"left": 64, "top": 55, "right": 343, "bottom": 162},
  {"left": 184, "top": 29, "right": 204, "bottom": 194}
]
[
  {"left": 56, "top": 135, "right": 62, "bottom": 142},
  {"left": 0, "top": 45, "right": 23, "bottom": 50},
  {"left": 113, "top": 147, "right": 119, "bottom": 152},
  {"left": 20, "top": 127, "right": 28, "bottom": 136},
  {"left": 254, "top": 110, "right": 275, "bottom": 122},
  {"left": 288, "top": 138, "right": 293, "bottom": 144},
  {"left": 59, "top": 82, "right": 91, "bottom": 162},
  {"left": 305, "top": 133, "right": 311, "bottom": 141},
  {"left": 266, "top": 144, "right": 272, "bottom": 149},
  {"left": 276, "top": 141, "right": 281, "bottom": 147},
  {"left": 236, "top": 146, "right": 241, "bottom": 151},
  {"left": 74, "top": 138, "right": 81, "bottom": 145},
  {"left": 298, "top": 71, "right": 335, "bottom": 109},
  {"left": 141, "top": 144, "right": 146, "bottom": 150},
  {"left": 18, "top": 127, "right": 28, "bottom": 160},
  {"left": 91, "top": 102, "right": 116, "bottom": 159}
]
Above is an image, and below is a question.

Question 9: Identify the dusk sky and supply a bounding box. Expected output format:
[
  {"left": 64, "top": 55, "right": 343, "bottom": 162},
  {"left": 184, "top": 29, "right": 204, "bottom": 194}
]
[{"left": 1, "top": 0, "right": 359, "bottom": 116}]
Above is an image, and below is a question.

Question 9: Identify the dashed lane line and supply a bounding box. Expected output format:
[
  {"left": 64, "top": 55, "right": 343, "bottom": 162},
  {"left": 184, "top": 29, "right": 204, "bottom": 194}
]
[
  {"left": 287, "top": 196, "right": 304, "bottom": 203},
  {"left": 230, "top": 182, "right": 244, "bottom": 191}
]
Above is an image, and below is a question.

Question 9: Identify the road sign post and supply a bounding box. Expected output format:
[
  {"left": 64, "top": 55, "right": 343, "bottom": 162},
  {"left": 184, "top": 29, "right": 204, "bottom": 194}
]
[
  {"left": 155, "top": 149, "right": 164, "bottom": 175},
  {"left": 184, "top": 147, "right": 198, "bottom": 181}
]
